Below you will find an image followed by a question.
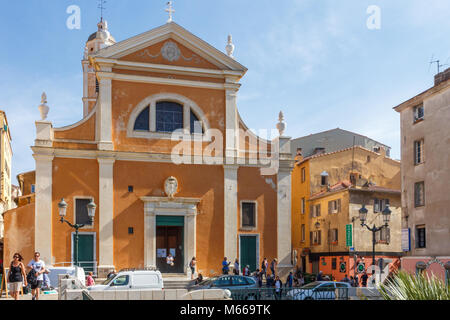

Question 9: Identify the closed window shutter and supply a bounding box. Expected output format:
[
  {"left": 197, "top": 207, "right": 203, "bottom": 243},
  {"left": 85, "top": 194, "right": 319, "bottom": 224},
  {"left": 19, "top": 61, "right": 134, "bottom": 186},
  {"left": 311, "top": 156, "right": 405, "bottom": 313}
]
[
  {"left": 386, "top": 227, "right": 391, "bottom": 244},
  {"left": 374, "top": 198, "right": 379, "bottom": 213},
  {"left": 310, "top": 232, "right": 313, "bottom": 244},
  {"left": 328, "top": 201, "right": 332, "bottom": 214},
  {"left": 337, "top": 199, "right": 341, "bottom": 213},
  {"left": 310, "top": 204, "right": 314, "bottom": 217},
  {"left": 318, "top": 230, "right": 321, "bottom": 245},
  {"left": 317, "top": 204, "right": 321, "bottom": 217}
]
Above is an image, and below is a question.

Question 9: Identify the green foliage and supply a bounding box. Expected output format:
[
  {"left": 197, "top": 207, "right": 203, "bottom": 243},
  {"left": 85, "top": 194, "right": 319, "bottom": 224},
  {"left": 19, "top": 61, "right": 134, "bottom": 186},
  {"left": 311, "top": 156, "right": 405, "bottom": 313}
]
[{"left": 379, "top": 270, "right": 450, "bottom": 300}]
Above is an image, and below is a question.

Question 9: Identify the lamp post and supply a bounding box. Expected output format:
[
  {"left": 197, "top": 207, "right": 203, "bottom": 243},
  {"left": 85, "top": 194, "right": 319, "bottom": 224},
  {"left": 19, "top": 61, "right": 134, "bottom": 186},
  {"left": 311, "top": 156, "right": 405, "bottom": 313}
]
[
  {"left": 358, "top": 204, "right": 391, "bottom": 282},
  {"left": 58, "top": 198, "right": 97, "bottom": 267}
]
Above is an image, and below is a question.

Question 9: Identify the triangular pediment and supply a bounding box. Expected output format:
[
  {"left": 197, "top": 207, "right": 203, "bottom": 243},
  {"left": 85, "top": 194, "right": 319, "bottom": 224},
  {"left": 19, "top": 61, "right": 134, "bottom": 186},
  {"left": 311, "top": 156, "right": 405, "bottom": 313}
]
[{"left": 93, "top": 23, "right": 247, "bottom": 72}]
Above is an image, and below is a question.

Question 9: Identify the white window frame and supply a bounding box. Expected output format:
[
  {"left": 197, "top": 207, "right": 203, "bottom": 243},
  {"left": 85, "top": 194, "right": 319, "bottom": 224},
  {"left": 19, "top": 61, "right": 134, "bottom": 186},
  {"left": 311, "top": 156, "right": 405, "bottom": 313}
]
[
  {"left": 240, "top": 200, "right": 257, "bottom": 230},
  {"left": 127, "top": 93, "right": 211, "bottom": 141},
  {"left": 73, "top": 196, "right": 95, "bottom": 229}
]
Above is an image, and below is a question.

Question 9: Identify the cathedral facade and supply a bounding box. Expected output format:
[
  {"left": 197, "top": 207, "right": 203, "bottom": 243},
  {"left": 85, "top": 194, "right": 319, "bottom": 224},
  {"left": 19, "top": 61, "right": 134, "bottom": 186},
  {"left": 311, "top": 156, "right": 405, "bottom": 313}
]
[{"left": 6, "top": 20, "right": 294, "bottom": 278}]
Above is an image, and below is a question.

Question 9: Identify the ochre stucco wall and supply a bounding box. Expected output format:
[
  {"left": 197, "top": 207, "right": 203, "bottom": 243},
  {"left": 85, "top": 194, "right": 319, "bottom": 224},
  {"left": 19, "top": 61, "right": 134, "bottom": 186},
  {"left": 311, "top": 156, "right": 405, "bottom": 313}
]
[
  {"left": 111, "top": 81, "right": 226, "bottom": 154},
  {"left": 112, "top": 161, "right": 225, "bottom": 275},
  {"left": 51, "top": 158, "right": 99, "bottom": 266},
  {"left": 3, "top": 203, "right": 35, "bottom": 265},
  {"left": 237, "top": 167, "right": 277, "bottom": 266}
]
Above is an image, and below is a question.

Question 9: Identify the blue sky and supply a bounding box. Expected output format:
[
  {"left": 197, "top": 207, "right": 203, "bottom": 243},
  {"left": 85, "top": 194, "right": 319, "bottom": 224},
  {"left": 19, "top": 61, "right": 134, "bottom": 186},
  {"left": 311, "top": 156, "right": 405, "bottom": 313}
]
[{"left": 1, "top": 0, "right": 449, "bottom": 182}]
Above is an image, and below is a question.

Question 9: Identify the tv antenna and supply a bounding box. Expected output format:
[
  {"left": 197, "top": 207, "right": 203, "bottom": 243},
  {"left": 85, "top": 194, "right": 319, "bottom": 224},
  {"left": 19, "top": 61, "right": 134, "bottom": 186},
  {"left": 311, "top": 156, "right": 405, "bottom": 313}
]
[
  {"left": 429, "top": 54, "right": 448, "bottom": 74},
  {"left": 98, "top": 0, "right": 107, "bottom": 22}
]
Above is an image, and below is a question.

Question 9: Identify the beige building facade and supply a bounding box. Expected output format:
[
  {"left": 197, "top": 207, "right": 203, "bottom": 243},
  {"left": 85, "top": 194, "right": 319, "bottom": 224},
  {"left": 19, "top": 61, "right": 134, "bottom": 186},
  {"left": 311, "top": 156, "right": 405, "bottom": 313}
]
[{"left": 394, "top": 68, "right": 450, "bottom": 281}]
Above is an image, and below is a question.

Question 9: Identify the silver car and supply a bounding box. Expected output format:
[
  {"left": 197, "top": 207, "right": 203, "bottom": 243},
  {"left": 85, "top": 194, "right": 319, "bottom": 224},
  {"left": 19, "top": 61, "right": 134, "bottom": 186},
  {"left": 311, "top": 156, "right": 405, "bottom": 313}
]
[
  {"left": 287, "top": 281, "right": 351, "bottom": 300},
  {"left": 188, "top": 275, "right": 257, "bottom": 291}
]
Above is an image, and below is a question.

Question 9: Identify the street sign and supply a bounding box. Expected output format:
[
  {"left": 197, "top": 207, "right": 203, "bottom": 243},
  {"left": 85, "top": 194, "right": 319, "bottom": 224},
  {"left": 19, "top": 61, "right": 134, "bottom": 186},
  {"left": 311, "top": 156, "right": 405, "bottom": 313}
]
[
  {"left": 346, "top": 224, "right": 352, "bottom": 247},
  {"left": 350, "top": 247, "right": 355, "bottom": 252}
]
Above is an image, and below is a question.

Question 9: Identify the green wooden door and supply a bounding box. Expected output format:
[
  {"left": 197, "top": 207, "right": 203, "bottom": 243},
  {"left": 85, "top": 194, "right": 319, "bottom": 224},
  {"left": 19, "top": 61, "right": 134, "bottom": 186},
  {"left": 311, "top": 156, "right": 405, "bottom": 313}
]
[
  {"left": 240, "top": 236, "right": 257, "bottom": 273},
  {"left": 74, "top": 234, "right": 95, "bottom": 274}
]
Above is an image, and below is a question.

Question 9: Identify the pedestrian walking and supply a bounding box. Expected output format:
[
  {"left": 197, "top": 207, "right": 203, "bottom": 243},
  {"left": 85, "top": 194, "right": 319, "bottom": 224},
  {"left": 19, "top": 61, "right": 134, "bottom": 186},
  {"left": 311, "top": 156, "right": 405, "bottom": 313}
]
[
  {"left": 299, "top": 273, "right": 305, "bottom": 287},
  {"left": 342, "top": 274, "right": 350, "bottom": 283},
  {"left": 317, "top": 270, "right": 324, "bottom": 281},
  {"left": 243, "top": 265, "right": 250, "bottom": 276},
  {"left": 255, "top": 269, "right": 263, "bottom": 288},
  {"left": 86, "top": 272, "right": 95, "bottom": 287},
  {"left": 166, "top": 253, "right": 175, "bottom": 267},
  {"left": 222, "top": 257, "right": 231, "bottom": 275},
  {"left": 233, "top": 259, "right": 239, "bottom": 275},
  {"left": 286, "top": 272, "right": 293, "bottom": 288},
  {"left": 270, "top": 258, "right": 278, "bottom": 276},
  {"left": 8, "top": 253, "right": 27, "bottom": 300},
  {"left": 361, "top": 272, "right": 368, "bottom": 287},
  {"left": 189, "top": 257, "right": 197, "bottom": 280},
  {"left": 261, "top": 258, "right": 268, "bottom": 280},
  {"left": 274, "top": 276, "right": 283, "bottom": 300},
  {"left": 27, "top": 252, "right": 46, "bottom": 301}
]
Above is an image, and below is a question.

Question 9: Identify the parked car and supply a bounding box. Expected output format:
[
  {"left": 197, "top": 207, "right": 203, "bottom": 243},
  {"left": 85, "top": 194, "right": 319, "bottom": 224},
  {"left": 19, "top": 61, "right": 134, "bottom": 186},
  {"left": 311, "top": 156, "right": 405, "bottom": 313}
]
[
  {"left": 287, "top": 281, "right": 350, "bottom": 300},
  {"left": 88, "top": 269, "right": 164, "bottom": 291},
  {"left": 188, "top": 275, "right": 257, "bottom": 292}
]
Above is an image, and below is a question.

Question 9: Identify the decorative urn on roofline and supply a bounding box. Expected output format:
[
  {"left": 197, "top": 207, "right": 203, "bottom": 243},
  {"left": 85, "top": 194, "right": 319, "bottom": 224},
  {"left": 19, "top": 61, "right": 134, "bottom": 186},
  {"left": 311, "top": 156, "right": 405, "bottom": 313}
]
[{"left": 38, "top": 92, "right": 49, "bottom": 121}]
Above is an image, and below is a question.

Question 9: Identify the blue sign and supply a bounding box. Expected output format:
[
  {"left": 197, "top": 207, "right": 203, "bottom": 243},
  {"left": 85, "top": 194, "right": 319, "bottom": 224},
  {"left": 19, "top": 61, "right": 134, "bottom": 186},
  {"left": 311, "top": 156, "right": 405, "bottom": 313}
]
[{"left": 350, "top": 247, "right": 355, "bottom": 252}]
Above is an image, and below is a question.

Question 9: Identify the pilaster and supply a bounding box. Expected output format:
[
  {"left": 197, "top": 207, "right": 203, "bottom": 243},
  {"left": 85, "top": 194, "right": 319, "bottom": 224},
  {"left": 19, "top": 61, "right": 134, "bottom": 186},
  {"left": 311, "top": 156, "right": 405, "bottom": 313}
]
[
  {"left": 33, "top": 153, "right": 54, "bottom": 265},
  {"left": 96, "top": 70, "right": 113, "bottom": 151},
  {"left": 224, "top": 164, "right": 239, "bottom": 262},
  {"left": 97, "top": 157, "right": 115, "bottom": 277}
]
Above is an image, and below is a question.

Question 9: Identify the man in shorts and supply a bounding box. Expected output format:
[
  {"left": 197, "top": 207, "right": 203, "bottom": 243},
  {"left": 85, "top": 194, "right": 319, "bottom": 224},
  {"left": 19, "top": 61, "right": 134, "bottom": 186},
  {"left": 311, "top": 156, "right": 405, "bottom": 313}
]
[{"left": 27, "top": 252, "right": 46, "bottom": 300}]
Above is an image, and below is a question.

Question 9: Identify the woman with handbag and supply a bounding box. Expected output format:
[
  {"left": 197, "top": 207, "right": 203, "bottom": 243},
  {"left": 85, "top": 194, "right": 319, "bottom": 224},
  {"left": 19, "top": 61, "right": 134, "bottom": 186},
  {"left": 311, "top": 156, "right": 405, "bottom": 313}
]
[{"left": 8, "top": 253, "right": 27, "bottom": 300}]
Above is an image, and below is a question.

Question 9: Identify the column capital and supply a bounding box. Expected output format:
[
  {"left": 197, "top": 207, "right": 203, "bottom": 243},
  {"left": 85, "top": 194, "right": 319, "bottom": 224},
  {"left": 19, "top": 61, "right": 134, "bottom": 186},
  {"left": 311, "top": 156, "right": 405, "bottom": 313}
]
[
  {"left": 97, "top": 157, "right": 116, "bottom": 165},
  {"left": 33, "top": 153, "right": 54, "bottom": 162},
  {"left": 223, "top": 164, "right": 240, "bottom": 171}
]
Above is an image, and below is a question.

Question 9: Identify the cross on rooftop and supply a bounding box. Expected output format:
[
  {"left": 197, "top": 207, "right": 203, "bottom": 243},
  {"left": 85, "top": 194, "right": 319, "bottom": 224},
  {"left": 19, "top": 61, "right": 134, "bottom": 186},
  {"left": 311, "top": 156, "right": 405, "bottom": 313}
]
[
  {"left": 98, "top": 0, "right": 107, "bottom": 21},
  {"left": 166, "top": 1, "right": 175, "bottom": 23}
]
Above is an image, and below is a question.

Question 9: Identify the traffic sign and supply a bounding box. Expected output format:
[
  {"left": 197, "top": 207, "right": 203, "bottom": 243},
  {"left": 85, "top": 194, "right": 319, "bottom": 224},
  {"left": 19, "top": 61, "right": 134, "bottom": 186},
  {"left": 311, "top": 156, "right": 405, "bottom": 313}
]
[{"left": 346, "top": 224, "right": 352, "bottom": 247}]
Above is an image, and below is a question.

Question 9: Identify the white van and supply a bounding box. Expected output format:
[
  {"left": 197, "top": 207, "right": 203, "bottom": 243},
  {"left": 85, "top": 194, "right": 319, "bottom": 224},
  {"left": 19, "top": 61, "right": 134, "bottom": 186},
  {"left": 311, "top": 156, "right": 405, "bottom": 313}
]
[{"left": 88, "top": 269, "right": 164, "bottom": 291}]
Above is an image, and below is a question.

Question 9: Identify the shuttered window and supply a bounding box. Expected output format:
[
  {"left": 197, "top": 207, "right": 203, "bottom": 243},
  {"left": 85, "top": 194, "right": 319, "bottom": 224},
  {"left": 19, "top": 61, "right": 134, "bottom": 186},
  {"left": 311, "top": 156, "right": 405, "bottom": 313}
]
[
  {"left": 75, "top": 198, "right": 93, "bottom": 226},
  {"left": 242, "top": 202, "right": 256, "bottom": 228}
]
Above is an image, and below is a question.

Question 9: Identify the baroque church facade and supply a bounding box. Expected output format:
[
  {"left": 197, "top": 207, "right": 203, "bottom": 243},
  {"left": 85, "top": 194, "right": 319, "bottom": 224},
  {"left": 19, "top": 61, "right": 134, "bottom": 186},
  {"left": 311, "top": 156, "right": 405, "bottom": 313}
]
[{"left": 7, "top": 19, "right": 294, "bottom": 277}]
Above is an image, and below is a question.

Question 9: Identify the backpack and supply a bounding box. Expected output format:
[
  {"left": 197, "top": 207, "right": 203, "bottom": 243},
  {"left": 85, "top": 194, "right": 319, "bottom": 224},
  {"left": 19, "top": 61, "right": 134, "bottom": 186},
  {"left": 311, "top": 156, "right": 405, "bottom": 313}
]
[{"left": 27, "top": 270, "right": 38, "bottom": 286}]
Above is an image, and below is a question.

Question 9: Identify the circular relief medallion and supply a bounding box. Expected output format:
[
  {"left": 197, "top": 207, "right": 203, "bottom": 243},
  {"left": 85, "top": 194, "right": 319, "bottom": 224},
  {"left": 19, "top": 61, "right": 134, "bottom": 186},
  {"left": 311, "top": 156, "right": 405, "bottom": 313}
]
[
  {"left": 164, "top": 176, "right": 179, "bottom": 198},
  {"left": 161, "top": 41, "right": 181, "bottom": 62}
]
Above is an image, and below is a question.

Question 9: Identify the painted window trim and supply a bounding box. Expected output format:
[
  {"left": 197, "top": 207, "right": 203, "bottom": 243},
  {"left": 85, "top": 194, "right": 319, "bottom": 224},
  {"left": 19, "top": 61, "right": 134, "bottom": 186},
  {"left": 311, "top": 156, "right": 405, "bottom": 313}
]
[
  {"left": 73, "top": 196, "right": 95, "bottom": 229},
  {"left": 127, "top": 93, "right": 212, "bottom": 141},
  {"left": 240, "top": 200, "right": 258, "bottom": 231}
]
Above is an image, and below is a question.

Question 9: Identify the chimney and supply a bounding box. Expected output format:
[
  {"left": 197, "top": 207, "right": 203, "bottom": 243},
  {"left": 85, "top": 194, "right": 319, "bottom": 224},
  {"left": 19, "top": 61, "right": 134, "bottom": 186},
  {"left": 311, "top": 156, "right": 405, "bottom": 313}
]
[
  {"left": 435, "top": 67, "right": 450, "bottom": 86},
  {"left": 294, "top": 148, "right": 303, "bottom": 163},
  {"left": 313, "top": 147, "right": 326, "bottom": 155}
]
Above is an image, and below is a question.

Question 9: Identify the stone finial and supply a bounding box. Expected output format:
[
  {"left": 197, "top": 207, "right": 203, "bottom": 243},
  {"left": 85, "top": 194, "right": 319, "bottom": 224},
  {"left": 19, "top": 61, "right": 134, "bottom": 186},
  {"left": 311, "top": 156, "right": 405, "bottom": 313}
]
[
  {"left": 276, "top": 111, "right": 286, "bottom": 136},
  {"left": 226, "top": 34, "right": 235, "bottom": 58},
  {"left": 38, "top": 92, "right": 49, "bottom": 121}
]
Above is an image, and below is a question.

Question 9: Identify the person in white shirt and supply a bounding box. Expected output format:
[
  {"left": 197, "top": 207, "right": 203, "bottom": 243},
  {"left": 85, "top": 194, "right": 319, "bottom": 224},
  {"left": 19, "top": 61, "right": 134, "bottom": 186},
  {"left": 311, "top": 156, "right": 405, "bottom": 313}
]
[{"left": 27, "top": 252, "right": 46, "bottom": 301}]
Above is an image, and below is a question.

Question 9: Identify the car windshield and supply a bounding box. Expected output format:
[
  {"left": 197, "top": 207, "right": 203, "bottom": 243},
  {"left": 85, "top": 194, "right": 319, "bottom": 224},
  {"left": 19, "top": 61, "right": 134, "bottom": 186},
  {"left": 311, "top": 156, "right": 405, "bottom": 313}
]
[
  {"left": 198, "top": 277, "right": 218, "bottom": 286},
  {"left": 300, "top": 282, "right": 321, "bottom": 289},
  {"left": 102, "top": 276, "right": 116, "bottom": 285}
]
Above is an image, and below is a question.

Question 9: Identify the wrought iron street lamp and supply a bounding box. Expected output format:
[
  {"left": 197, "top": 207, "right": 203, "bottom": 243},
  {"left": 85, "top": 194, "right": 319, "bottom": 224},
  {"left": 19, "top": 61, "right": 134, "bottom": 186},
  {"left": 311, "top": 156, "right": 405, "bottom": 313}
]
[
  {"left": 58, "top": 198, "right": 97, "bottom": 267},
  {"left": 358, "top": 204, "right": 391, "bottom": 281}
]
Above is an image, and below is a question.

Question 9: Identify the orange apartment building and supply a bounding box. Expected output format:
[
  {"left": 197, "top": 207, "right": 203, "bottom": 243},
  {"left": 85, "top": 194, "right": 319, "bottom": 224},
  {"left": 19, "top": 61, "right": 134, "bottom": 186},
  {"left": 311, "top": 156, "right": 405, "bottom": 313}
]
[{"left": 292, "top": 145, "right": 403, "bottom": 281}]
